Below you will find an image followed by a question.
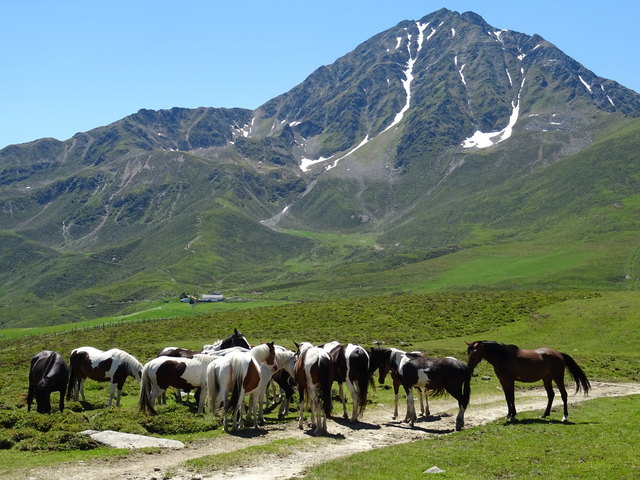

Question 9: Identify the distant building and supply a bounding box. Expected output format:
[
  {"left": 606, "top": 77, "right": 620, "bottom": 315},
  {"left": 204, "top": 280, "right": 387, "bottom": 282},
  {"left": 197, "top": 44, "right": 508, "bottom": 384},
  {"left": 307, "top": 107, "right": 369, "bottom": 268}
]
[{"left": 200, "top": 291, "right": 224, "bottom": 302}]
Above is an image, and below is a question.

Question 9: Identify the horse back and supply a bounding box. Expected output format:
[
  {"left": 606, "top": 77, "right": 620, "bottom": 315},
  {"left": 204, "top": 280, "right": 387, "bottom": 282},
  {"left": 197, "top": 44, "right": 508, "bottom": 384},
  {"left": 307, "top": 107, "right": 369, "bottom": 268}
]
[
  {"left": 293, "top": 349, "right": 309, "bottom": 389},
  {"left": 328, "top": 345, "right": 347, "bottom": 382},
  {"left": 30, "top": 351, "right": 69, "bottom": 388}
]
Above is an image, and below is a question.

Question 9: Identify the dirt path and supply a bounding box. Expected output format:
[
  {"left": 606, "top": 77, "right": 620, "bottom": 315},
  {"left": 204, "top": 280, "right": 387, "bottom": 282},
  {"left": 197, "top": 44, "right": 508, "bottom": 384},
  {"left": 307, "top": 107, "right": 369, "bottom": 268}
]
[{"left": 18, "top": 382, "right": 640, "bottom": 480}]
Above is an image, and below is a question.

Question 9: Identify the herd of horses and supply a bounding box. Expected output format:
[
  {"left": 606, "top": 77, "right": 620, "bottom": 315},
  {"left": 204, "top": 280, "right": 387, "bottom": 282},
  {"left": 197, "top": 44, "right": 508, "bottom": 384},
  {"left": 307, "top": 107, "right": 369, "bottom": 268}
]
[{"left": 27, "top": 328, "right": 591, "bottom": 434}]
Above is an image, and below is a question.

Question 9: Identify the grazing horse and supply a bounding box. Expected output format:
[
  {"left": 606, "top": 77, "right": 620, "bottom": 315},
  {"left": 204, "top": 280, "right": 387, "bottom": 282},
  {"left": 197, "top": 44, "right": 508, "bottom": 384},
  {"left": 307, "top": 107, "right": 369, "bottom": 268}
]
[
  {"left": 138, "top": 353, "right": 218, "bottom": 414},
  {"left": 207, "top": 343, "right": 277, "bottom": 430},
  {"left": 201, "top": 328, "right": 251, "bottom": 353},
  {"left": 369, "top": 347, "right": 471, "bottom": 431},
  {"left": 27, "top": 350, "right": 70, "bottom": 414},
  {"left": 466, "top": 340, "right": 591, "bottom": 422},
  {"left": 67, "top": 347, "right": 143, "bottom": 407},
  {"left": 294, "top": 342, "right": 334, "bottom": 435},
  {"left": 320, "top": 341, "right": 370, "bottom": 422}
]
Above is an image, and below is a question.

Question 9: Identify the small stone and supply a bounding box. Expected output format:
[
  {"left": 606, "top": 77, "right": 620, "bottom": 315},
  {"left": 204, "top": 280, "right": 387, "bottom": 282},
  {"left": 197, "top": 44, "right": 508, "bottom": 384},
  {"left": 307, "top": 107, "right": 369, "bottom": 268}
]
[{"left": 424, "top": 466, "right": 445, "bottom": 474}]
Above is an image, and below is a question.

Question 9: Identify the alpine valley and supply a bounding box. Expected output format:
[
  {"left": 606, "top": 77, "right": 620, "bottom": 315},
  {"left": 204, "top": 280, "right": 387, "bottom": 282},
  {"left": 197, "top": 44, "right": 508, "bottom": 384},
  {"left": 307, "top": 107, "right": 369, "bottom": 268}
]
[{"left": 2, "top": 8, "right": 640, "bottom": 327}]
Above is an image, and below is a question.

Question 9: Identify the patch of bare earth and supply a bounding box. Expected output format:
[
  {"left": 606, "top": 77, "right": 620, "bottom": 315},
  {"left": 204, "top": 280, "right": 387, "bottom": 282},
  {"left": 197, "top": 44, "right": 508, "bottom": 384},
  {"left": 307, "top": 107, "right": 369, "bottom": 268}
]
[{"left": 18, "top": 382, "right": 640, "bottom": 480}]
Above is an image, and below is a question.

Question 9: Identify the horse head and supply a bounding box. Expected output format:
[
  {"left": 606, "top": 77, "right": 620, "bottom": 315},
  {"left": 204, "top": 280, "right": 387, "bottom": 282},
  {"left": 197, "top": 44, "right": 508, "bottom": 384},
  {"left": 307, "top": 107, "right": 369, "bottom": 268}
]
[
  {"left": 34, "top": 378, "right": 53, "bottom": 413},
  {"left": 465, "top": 340, "right": 485, "bottom": 371},
  {"left": 368, "top": 347, "right": 392, "bottom": 384}
]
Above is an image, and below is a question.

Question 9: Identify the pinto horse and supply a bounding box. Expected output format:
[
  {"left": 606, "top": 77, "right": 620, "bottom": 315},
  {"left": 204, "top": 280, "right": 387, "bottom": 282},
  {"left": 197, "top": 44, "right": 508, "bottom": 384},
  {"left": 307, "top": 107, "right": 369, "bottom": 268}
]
[
  {"left": 369, "top": 347, "right": 471, "bottom": 431},
  {"left": 138, "top": 353, "right": 218, "bottom": 414},
  {"left": 368, "top": 347, "right": 430, "bottom": 419},
  {"left": 320, "top": 341, "right": 370, "bottom": 422},
  {"left": 252, "top": 344, "right": 297, "bottom": 423},
  {"left": 294, "top": 342, "right": 334, "bottom": 435},
  {"left": 67, "top": 347, "right": 143, "bottom": 407},
  {"left": 466, "top": 340, "right": 591, "bottom": 422},
  {"left": 207, "top": 343, "right": 277, "bottom": 430},
  {"left": 27, "top": 350, "right": 70, "bottom": 414}
]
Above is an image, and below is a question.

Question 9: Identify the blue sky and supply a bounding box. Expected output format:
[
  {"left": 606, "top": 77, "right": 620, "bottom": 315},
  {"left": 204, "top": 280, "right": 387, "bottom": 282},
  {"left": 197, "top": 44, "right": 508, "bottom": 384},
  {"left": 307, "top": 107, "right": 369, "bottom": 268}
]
[{"left": 1, "top": 1, "right": 638, "bottom": 149}]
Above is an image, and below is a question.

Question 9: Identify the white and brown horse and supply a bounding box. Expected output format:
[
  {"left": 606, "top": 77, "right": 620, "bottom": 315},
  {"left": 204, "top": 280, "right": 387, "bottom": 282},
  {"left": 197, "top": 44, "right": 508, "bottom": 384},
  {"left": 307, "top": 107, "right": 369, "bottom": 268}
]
[
  {"left": 207, "top": 343, "right": 277, "bottom": 430},
  {"left": 252, "top": 345, "right": 297, "bottom": 423},
  {"left": 138, "top": 353, "right": 218, "bottom": 414},
  {"left": 67, "top": 347, "right": 143, "bottom": 407},
  {"left": 320, "top": 341, "right": 370, "bottom": 422},
  {"left": 294, "top": 342, "right": 334, "bottom": 435},
  {"left": 369, "top": 347, "right": 471, "bottom": 431}
]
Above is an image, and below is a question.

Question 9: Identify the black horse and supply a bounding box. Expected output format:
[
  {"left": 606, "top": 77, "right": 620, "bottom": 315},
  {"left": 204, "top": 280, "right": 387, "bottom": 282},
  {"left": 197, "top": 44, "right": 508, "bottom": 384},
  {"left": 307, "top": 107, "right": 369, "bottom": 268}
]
[{"left": 27, "top": 350, "right": 70, "bottom": 413}]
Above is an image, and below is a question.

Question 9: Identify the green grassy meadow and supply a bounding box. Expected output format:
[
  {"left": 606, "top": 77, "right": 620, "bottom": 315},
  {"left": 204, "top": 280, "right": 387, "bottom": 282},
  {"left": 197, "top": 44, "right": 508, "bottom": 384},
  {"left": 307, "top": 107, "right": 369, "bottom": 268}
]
[
  {"left": 300, "top": 395, "right": 640, "bottom": 480},
  {"left": 0, "top": 289, "right": 638, "bottom": 477}
]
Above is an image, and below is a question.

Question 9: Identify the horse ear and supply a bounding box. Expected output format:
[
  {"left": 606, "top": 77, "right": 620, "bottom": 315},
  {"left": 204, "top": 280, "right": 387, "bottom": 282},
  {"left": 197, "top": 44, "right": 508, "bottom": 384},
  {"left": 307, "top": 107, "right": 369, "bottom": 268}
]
[
  {"left": 234, "top": 328, "right": 239, "bottom": 335},
  {"left": 294, "top": 341, "right": 299, "bottom": 349},
  {"left": 465, "top": 341, "right": 471, "bottom": 346}
]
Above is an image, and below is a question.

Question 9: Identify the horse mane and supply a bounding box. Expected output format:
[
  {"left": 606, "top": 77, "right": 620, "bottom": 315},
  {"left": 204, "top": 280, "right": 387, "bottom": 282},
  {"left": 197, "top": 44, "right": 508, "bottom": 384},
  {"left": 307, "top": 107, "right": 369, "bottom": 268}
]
[
  {"left": 481, "top": 341, "right": 519, "bottom": 362},
  {"left": 111, "top": 349, "right": 143, "bottom": 374},
  {"left": 250, "top": 343, "right": 273, "bottom": 362}
]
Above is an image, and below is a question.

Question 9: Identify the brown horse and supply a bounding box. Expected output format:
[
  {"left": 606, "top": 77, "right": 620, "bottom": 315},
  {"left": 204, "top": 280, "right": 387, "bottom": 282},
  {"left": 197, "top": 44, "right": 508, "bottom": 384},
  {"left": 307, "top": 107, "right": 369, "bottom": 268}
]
[{"left": 466, "top": 340, "right": 591, "bottom": 422}]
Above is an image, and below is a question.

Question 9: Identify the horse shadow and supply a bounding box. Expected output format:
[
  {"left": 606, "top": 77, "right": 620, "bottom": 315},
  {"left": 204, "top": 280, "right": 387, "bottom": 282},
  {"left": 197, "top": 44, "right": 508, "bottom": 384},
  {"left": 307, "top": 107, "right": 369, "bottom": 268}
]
[
  {"left": 505, "top": 417, "right": 591, "bottom": 427},
  {"left": 330, "top": 416, "right": 382, "bottom": 431},
  {"left": 381, "top": 414, "right": 455, "bottom": 435},
  {"left": 226, "top": 427, "right": 271, "bottom": 439},
  {"left": 302, "top": 429, "right": 346, "bottom": 439}
]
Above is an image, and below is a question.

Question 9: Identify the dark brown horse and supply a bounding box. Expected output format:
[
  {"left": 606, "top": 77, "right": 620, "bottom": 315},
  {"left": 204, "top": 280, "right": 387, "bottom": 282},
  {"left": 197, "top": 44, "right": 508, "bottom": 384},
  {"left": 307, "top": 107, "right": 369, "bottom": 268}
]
[
  {"left": 27, "top": 351, "right": 70, "bottom": 413},
  {"left": 466, "top": 340, "right": 591, "bottom": 422}
]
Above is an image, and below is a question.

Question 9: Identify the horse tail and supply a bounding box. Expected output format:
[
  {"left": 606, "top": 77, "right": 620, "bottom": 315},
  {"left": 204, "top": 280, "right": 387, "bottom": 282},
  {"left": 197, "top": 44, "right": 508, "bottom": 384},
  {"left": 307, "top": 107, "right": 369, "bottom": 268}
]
[
  {"left": 207, "top": 363, "right": 220, "bottom": 414},
  {"left": 226, "top": 357, "right": 245, "bottom": 417},
  {"left": 66, "top": 362, "right": 78, "bottom": 401},
  {"left": 319, "top": 355, "right": 333, "bottom": 417},
  {"left": 562, "top": 353, "right": 591, "bottom": 395},
  {"left": 352, "top": 349, "right": 370, "bottom": 416},
  {"left": 138, "top": 365, "right": 157, "bottom": 415}
]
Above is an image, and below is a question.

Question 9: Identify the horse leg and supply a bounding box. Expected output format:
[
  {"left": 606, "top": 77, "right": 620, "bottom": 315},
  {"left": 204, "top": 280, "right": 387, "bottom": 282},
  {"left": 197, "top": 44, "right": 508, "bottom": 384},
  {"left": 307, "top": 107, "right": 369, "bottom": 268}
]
[
  {"left": 500, "top": 379, "right": 517, "bottom": 421},
  {"left": 555, "top": 376, "right": 569, "bottom": 422},
  {"left": 78, "top": 378, "right": 86, "bottom": 402},
  {"left": 405, "top": 387, "right": 417, "bottom": 427},
  {"left": 392, "top": 380, "right": 400, "bottom": 420},
  {"left": 27, "top": 385, "right": 35, "bottom": 411},
  {"left": 541, "top": 378, "right": 555, "bottom": 418},
  {"left": 59, "top": 389, "right": 65, "bottom": 412},
  {"left": 346, "top": 378, "right": 359, "bottom": 422},
  {"left": 455, "top": 400, "right": 466, "bottom": 431},
  {"left": 418, "top": 387, "right": 431, "bottom": 416},
  {"left": 231, "top": 388, "right": 245, "bottom": 431},
  {"left": 338, "top": 382, "right": 348, "bottom": 419},
  {"left": 297, "top": 386, "right": 306, "bottom": 430}
]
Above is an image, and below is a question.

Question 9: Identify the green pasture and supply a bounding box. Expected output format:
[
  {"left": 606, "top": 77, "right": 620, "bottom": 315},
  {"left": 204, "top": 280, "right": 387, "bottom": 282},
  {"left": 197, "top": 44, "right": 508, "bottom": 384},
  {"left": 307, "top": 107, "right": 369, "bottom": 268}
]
[
  {"left": 0, "top": 299, "right": 289, "bottom": 341},
  {"left": 0, "top": 289, "right": 638, "bottom": 477},
  {"left": 300, "top": 395, "right": 640, "bottom": 480}
]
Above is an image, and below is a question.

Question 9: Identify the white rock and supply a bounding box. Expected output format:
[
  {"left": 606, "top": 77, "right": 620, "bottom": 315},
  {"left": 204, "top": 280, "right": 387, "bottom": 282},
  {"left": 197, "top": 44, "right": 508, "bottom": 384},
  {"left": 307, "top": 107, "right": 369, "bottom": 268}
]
[{"left": 80, "top": 430, "right": 185, "bottom": 449}]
